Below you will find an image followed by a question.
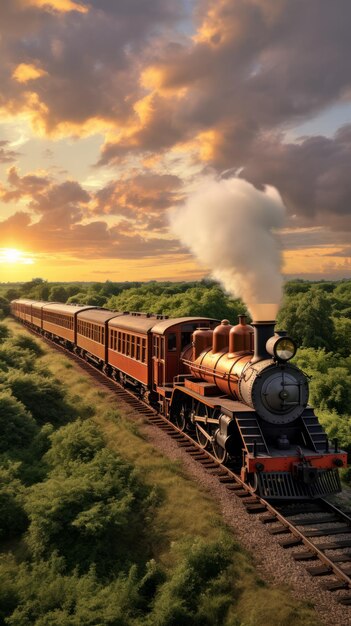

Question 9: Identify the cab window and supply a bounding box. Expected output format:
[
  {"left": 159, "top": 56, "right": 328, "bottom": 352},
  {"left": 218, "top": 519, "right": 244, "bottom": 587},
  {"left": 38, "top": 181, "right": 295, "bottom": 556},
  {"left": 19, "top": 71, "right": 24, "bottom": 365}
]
[
  {"left": 181, "top": 332, "right": 191, "bottom": 350},
  {"left": 167, "top": 333, "right": 177, "bottom": 352}
]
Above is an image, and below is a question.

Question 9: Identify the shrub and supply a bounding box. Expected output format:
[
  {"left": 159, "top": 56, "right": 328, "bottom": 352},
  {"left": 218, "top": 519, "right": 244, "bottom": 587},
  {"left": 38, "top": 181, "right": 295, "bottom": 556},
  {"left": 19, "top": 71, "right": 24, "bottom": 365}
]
[
  {"left": 4, "top": 371, "right": 77, "bottom": 426},
  {"left": 148, "top": 537, "right": 236, "bottom": 626},
  {"left": 9, "top": 334, "right": 44, "bottom": 357},
  {"left": 0, "top": 555, "right": 145, "bottom": 626},
  {"left": 0, "top": 344, "right": 35, "bottom": 373},
  {"left": 0, "top": 322, "right": 10, "bottom": 342},
  {"left": 0, "top": 463, "right": 28, "bottom": 540},
  {"left": 0, "top": 392, "right": 37, "bottom": 453},
  {"left": 24, "top": 449, "right": 155, "bottom": 574},
  {"left": 45, "top": 419, "right": 105, "bottom": 473}
]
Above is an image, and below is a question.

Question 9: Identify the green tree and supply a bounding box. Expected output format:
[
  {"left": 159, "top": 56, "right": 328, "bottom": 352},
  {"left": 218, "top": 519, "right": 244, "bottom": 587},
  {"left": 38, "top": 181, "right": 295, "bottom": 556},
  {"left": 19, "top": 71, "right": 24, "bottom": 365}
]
[
  {"left": 4, "top": 288, "right": 20, "bottom": 301},
  {"left": 277, "top": 287, "right": 335, "bottom": 350},
  {"left": 66, "top": 291, "right": 87, "bottom": 304},
  {"left": 333, "top": 317, "right": 351, "bottom": 357},
  {"left": 0, "top": 296, "right": 10, "bottom": 317},
  {"left": 21, "top": 278, "right": 45, "bottom": 295},
  {"left": 309, "top": 367, "right": 351, "bottom": 415},
  {"left": 49, "top": 285, "right": 68, "bottom": 302}
]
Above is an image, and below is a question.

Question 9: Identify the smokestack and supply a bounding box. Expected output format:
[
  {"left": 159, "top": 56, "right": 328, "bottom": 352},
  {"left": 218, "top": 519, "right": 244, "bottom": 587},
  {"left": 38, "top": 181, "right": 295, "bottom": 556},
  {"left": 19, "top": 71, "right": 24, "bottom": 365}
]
[{"left": 251, "top": 321, "right": 276, "bottom": 363}]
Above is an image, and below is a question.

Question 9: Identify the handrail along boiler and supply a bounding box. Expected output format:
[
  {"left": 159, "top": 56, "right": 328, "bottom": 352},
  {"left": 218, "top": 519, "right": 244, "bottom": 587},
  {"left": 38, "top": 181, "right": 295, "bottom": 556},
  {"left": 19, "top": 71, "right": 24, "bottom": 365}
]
[{"left": 11, "top": 298, "right": 347, "bottom": 500}]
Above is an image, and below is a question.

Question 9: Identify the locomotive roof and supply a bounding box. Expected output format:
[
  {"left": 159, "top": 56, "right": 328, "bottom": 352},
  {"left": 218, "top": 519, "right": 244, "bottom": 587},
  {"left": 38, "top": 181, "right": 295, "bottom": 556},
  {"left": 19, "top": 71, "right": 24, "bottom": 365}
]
[
  {"left": 77, "top": 309, "right": 124, "bottom": 324},
  {"left": 151, "top": 317, "right": 219, "bottom": 335},
  {"left": 42, "top": 303, "right": 98, "bottom": 316}
]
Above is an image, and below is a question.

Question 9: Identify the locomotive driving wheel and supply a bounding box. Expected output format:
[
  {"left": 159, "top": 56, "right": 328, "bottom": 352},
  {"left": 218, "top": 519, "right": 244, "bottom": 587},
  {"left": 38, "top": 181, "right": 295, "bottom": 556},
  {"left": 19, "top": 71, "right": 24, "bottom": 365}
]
[
  {"left": 174, "top": 402, "right": 189, "bottom": 431},
  {"left": 195, "top": 403, "right": 211, "bottom": 449}
]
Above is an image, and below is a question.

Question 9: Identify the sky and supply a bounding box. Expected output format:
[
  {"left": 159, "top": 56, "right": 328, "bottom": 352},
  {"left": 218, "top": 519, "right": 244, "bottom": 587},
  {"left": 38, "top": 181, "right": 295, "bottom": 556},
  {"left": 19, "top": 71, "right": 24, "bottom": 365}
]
[{"left": 0, "top": 0, "right": 350, "bottom": 283}]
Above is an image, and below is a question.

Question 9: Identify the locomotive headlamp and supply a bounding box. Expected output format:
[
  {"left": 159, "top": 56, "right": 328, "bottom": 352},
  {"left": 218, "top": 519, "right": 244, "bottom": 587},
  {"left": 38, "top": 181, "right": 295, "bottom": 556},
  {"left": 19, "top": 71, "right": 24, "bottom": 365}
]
[
  {"left": 266, "top": 335, "right": 297, "bottom": 362},
  {"left": 275, "top": 338, "right": 296, "bottom": 361}
]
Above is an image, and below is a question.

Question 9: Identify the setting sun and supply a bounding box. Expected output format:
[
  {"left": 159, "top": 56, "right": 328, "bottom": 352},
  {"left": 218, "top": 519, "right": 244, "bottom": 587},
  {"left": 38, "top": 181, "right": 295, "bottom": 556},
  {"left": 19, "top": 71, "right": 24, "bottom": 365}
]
[{"left": 0, "top": 248, "right": 34, "bottom": 265}]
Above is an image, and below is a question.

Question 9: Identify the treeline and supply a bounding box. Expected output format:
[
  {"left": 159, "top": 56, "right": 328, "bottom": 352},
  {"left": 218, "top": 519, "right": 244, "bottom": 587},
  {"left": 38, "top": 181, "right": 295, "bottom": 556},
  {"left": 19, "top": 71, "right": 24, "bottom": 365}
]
[{"left": 0, "top": 278, "right": 247, "bottom": 320}]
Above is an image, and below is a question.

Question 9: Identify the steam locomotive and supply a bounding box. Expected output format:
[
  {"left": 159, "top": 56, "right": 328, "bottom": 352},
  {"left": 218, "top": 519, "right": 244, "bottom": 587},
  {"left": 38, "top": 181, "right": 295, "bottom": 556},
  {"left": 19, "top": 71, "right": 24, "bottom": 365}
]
[{"left": 11, "top": 298, "right": 346, "bottom": 500}]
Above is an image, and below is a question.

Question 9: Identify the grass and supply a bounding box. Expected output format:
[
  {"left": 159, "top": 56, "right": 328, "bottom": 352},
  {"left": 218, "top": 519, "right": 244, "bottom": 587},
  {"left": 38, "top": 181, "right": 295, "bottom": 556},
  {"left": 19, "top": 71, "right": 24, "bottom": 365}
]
[{"left": 3, "top": 317, "right": 320, "bottom": 626}]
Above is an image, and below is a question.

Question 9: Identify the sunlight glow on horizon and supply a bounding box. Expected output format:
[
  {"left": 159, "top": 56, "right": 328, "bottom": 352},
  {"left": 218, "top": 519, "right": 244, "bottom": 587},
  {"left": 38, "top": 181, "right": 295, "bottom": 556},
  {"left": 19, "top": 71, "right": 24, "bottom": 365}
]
[{"left": 0, "top": 248, "right": 35, "bottom": 265}]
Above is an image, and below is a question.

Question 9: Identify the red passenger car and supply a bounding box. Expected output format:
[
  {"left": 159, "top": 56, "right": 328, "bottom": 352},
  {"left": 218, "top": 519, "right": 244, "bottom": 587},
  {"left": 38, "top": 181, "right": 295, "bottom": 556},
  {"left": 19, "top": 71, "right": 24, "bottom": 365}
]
[
  {"left": 11, "top": 299, "right": 36, "bottom": 322},
  {"left": 76, "top": 309, "right": 123, "bottom": 366},
  {"left": 42, "top": 303, "right": 97, "bottom": 345},
  {"left": 107, "top": 314, "right": 154, "bottom": 393}
]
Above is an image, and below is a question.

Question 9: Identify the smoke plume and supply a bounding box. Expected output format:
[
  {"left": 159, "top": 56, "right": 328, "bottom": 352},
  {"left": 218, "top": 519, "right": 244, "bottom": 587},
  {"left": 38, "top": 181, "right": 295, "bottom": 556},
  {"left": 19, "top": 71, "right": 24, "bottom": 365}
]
[{"left": 169, "top": 176, "right": 286, "bottom": 320}]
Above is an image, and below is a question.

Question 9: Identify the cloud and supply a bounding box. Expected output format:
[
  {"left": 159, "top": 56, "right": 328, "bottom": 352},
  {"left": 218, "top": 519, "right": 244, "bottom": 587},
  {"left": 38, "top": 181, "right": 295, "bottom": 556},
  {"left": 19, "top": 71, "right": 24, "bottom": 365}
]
[
  {"left": 0, "top": 141, "right": 21, "bottom": 163},
  {"left": 0, "top": 209, "right": 181, "bottom": 259},
  {"left": 93, "top": 172, "right": 183, "bottom": 231},
  {"left": 1, "top": 0, "right": 351, "bottom": 275},
  {"left": 241, "top": 125, "right": 351, "bottom": 231},
  {"left": 28, "top": 0, "right": 88, "bottom": 13},
  {"left": 99, "top": 0, "right": 351, "bottom": 162},
  {"left": 0, "top": 0, "right": 185, "bottom": 135},
  {"left": 12, "top": 63, "right": 48, "bottom": 83},
  {"left": 0, "top": 166, "right": 183, "bottom": 259},
  {"left": 0, "top": 166, "right": 49, "bottom": 201}
]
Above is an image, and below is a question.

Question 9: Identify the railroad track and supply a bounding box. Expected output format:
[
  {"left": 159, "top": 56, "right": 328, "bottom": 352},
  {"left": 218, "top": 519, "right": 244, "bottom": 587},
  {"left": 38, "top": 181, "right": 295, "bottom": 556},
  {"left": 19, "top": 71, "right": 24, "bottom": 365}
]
[{"left": 19, "top": 322, "right": 351, "bottom": 605}]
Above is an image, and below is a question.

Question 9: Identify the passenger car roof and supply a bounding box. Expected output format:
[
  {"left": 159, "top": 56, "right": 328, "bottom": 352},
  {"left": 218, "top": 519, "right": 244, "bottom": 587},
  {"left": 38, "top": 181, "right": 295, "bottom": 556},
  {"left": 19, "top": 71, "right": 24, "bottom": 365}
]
[
  {"left": 77, "top": 309, "right": 123, "bottom": 324},
  {"left": 151, "top": 317, "right": 219, "bottom": 335},
  {"left": 42, "top": 303, "right": 97, "bottom": 316}
]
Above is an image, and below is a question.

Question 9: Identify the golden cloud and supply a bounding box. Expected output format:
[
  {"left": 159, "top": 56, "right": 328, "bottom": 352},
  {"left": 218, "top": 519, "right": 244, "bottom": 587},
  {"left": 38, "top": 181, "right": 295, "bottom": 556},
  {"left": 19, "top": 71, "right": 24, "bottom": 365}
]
[
  {"left": 12, "top": 63, "right": 48, "bottom": 84},
  {"left": 26, "top": 0, "right": 88, "bottom": 13}
]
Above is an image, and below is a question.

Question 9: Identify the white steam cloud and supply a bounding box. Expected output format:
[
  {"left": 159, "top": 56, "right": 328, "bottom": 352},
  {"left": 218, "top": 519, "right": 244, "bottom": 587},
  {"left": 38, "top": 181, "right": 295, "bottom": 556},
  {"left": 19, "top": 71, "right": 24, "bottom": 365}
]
[{"left": 169, "top": 176, "right": 286, "bottom": 320}]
